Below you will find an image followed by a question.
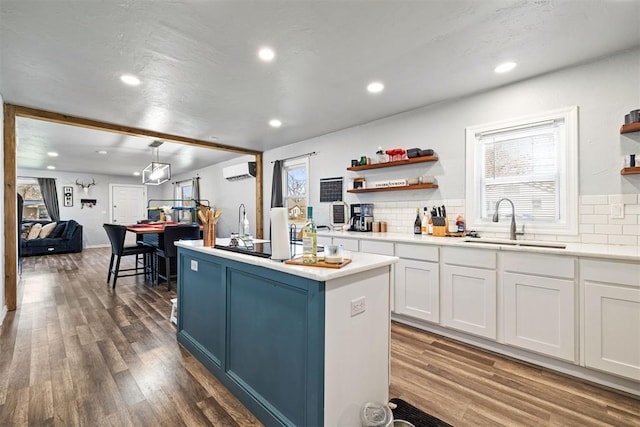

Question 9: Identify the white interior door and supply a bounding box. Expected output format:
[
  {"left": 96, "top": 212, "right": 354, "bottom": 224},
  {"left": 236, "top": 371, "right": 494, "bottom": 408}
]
[{"left": 110, "top": 184, "right": 147, "bottom": 246}]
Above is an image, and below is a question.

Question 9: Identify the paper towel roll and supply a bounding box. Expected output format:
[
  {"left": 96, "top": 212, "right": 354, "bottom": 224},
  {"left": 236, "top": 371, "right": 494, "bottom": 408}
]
[{"left": 270, "top": 207, "right": 291, "bottom": 261}]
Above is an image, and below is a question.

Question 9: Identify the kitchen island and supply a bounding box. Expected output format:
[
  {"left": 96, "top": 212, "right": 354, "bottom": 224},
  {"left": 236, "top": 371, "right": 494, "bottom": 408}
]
[{"left": 174, "top": 240, "right": 398, "bottom": 426}]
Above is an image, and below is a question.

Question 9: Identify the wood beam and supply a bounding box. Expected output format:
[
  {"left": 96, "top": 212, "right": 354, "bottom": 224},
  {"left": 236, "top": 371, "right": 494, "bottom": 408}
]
[
  {"left": 255, "top": 153, "right": 263, "bottom": 239},
  {"left": 4, "top": 104, "right": 17, "bottom": 311},
  {"left": 10, "top": 104, "right": 262, "bottom": 156}
]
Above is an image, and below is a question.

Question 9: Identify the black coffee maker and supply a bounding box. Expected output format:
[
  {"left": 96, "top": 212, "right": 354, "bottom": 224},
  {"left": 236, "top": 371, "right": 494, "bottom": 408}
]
[{"left": 349, "top": 203, "right": 374, "bottom": 232}]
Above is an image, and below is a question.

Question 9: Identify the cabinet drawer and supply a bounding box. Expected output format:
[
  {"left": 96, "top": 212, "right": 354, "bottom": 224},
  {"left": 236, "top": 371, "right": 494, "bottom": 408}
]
[
  {"left": 441, "top": 247, "right": 496, "bottom": 269},
  {"left": 395, "top": 243, "right": 438, "bottom": 262},
  {"left": 503, "top": 253, "right": 575, "bottom": 279},
  {"left": 332, "top": 237, "right": 359, "bottom": 252},
  {"left": 360, "top": 240, "right": 394, "bottom": 256},
  {"left": 581, "top": 259, "right": 640, "bottom": 288}
]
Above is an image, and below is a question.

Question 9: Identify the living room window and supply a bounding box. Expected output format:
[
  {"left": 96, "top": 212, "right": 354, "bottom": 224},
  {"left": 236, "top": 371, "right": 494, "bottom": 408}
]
[
  {"left": 465, "top": 106, "right": 578, "bottom": 235},
  {"left": 283, "top": 158, "right": 309, "bottom": 224},
  {"left": 18, "top": 177, "right": 51, "bottom": 220}
]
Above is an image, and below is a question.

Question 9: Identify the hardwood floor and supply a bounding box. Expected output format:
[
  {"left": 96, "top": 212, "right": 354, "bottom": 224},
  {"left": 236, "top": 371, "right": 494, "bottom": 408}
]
[{"left": 1, "top": 248, "right": 638, "bottom": 426}]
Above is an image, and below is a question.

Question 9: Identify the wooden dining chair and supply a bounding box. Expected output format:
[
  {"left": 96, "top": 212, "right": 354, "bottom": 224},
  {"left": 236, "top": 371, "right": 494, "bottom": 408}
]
[
  {"left": 155, "top": 224, "right": 200, "bottom": 291},
  {"left": 103, "top": 223, "right": 156, "bottom": 289}
]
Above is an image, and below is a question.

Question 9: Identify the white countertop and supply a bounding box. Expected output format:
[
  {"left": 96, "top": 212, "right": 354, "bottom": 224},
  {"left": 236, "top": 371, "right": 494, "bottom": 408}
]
[
  {"left": 318, "top": 230, "right": 640, "bottom": 262},
  {"left": 175, "top": 240, "right": 398, "bottom": 281}
]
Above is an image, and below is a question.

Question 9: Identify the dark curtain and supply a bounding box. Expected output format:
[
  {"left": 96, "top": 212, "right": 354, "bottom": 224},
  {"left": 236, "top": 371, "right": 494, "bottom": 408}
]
[
  {"left": 192, "top": 176, "right": 200, "bottom": 203},
  {"left": 270, "top": 160, "right": 284, "bottom": 240},
  {"left": 271, "top": 160, "right": 284, "bottom": 208},
  {"left": 37, "top": 178, "right": 60, "bottom": 222}
]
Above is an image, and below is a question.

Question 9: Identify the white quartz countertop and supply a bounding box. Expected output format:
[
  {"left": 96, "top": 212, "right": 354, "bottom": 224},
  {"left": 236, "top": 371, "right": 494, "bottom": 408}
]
[
  {"left": 318, "top": 230, "right": 640, "bottom": 262},
  {"left": 175, "top": 240, "right": 398, "bottom": 281}
]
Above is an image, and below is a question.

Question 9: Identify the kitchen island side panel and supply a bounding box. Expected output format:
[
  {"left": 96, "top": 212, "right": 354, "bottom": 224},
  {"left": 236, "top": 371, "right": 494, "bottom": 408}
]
[{"left": 177, "top": 248, "right": 325, "bottom": 427}]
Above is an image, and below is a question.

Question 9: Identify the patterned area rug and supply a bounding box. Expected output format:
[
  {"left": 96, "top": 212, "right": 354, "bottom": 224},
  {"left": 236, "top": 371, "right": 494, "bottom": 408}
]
[{"left": 389, "top": 398, "right": 453, "bottom": 427}]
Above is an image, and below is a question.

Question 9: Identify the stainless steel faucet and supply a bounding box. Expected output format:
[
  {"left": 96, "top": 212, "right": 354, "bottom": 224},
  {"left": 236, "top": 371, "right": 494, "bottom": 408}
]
[{"left": 493, "top": 198, "right": 519, "bottom": 240}]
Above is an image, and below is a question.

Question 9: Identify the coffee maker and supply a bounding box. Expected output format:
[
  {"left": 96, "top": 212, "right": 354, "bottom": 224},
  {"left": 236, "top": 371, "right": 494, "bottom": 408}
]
[{"left": 349, "top": 203, "right": 374, "bottom": 232}]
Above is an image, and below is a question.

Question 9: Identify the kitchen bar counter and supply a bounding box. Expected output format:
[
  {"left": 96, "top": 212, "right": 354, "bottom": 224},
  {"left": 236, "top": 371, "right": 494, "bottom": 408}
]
[
  {"left": 318, "top": 230, "right": 640, "bottom": 262},
  {"left": 175, "top": 240, "right": 398, "bottom": 426}
]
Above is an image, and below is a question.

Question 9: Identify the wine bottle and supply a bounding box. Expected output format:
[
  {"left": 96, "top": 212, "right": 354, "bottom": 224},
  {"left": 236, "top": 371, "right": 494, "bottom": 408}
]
[
  {"left": 421, "top": 207, "right": 429, "bottom": 235},
  {"left": 302, "top": 206, "right": 318, "bottom": 263},
  {"left": 413, "top": 208, "right": 422, "bottom": 235}
]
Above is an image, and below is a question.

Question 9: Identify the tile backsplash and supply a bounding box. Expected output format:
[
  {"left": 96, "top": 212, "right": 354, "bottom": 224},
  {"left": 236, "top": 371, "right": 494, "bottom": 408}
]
[{"left": 371, "top": 194, "right": 640, "bottom": 246}]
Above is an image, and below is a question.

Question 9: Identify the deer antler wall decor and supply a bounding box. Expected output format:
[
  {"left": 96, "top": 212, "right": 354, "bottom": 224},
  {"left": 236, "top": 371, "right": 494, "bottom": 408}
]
[{"left": 76, "top": 178, "right": 96, "bottom": 195}]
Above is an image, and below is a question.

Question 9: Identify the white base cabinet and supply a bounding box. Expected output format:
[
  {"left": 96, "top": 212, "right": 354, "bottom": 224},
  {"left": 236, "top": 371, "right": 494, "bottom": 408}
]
[
  {"left": 441, "top": 248, "right": 497, "bottom": 340},
  {"left": 582, "top": 259, "right": 640, "bottom": 382},
  {"left": 395, "top": 258, "right": 439, "bottom": 322},
  {"left": 502, "top": 253, "right": 576, "bottom": 362}
]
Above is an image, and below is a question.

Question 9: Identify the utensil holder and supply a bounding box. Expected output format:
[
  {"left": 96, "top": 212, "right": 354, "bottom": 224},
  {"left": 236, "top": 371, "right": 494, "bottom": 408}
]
[{"left": 203, "top": 223, "right": 215, "bottom": 246}]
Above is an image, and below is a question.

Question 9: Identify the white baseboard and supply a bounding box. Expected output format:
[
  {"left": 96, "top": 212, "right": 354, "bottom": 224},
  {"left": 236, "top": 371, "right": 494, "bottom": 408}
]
[{"left": 85, "top": 244, "right": 111, "bottom": 249}]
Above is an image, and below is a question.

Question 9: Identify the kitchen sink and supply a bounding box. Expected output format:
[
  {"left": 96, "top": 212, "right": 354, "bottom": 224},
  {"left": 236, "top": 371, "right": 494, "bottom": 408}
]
[{"left": 462, "top": 237, "right": 566, "bottom": 249}]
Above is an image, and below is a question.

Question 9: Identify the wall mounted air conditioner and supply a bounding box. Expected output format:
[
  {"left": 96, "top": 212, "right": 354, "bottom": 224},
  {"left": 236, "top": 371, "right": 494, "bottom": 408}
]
[{"left": 223, "top": 162, "right": 257, "bottom": 180}]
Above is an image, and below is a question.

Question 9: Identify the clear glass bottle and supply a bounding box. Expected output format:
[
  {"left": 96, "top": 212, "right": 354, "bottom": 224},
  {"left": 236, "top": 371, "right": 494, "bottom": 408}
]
[
  {"left": 302, "top": 206, "right": 317, "bottom": 263},
  {"left": 413, "top": 208, "right": 422, "bottom": 235}
]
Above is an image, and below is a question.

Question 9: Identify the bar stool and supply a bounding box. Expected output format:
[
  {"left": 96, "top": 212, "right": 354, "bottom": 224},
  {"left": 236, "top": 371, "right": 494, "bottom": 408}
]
[
  {"left": 155, "top": 224, "right": 200, "bottom": 291},
  {"left": 103, "top": 224, "right": 155, "bottom": 289}
]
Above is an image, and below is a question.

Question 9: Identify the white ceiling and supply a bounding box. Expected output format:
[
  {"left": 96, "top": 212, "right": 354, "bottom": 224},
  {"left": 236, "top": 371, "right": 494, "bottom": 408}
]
[{"left": 2, "top": 1, "right": 640, "bottom": 177}]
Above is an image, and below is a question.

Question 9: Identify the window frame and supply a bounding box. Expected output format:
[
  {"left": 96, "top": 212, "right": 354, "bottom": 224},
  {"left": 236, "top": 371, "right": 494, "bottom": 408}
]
[
  {"left": 282, "top": 157, "right": 310, "bottom": 225},
  {"left": 17, "top": 177, "right": 51, "bottom": 221},
  {"left": 465, "top": 106, "right": 579, "bottom": 236}
]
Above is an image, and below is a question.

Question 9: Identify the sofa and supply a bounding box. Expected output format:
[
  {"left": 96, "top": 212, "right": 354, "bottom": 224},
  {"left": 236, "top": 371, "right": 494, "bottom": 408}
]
[{"left": 21, "top": 219, "right": 83, "bottom": 256}]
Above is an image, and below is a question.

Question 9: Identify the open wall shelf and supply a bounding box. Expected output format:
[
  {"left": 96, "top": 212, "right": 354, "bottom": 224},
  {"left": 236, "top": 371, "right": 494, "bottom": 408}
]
[
  {"left": 347, "top": 155, "right": 438, "bottom": 171},
  {"left": 621, "top": 167, "right": 640, "bottom": 175},
  {"left": 620, "top": 122, "right": 640, "bottom": 134},
  {"left": 347, "top": 183, "right": 439, "bottom": 193}
]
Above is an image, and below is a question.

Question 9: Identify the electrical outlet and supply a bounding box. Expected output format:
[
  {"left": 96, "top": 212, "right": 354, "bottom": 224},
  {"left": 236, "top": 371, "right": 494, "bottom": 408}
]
[
  {"left": 351, "top": 297, "right": 366, "bottom": 317},
  {"left": 190, "top": 260, "right": 198, "bottom": 271},
  {"left": 610, "top": 203, "right": 624, "bottom": 219}
]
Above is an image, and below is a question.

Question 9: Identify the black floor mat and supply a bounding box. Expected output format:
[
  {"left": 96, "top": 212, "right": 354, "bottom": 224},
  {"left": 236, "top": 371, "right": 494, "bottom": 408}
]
[{"left": 389, "top": 398, "right": 453, "bottom": 427}]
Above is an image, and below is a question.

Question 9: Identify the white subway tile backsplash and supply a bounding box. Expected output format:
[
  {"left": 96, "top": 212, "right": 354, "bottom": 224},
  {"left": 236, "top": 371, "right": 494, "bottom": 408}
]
[
  {"left": 580, "top": 214, "right": 609, "bottom": 224},
  {"left": 371, "top": 194, "right": 638, "bottom": 246},
  {"left": 608, "top": 235, "right": 638, "bottom": 245},
  {"left": 581, "top": 195, "right": 608, "bottom": 205},
  {"left": 581, "top": 234, "right": 609, "bottom": 244},
  {"left": 594, "top": 224, "right": 622, "bottom": 235},
  {"left": 579, "top": 205, "right": 594, "bottom": 215}
]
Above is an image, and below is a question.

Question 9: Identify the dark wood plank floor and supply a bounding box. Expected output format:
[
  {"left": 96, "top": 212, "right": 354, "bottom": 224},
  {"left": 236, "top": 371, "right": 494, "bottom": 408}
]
[{"left": 1, "top": 248, "right": 638, "bottom": 426}]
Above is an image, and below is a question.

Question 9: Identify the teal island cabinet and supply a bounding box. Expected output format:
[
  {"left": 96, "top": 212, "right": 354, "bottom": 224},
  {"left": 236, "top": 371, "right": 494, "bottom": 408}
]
[{"left": 175, "top": 240, "right": 398, "bottom": 426}]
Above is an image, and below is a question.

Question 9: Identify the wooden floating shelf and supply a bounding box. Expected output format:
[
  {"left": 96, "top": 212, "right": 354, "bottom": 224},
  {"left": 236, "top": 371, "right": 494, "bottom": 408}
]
[
  {"left": 621, "top": 167, "right": 640, "bottom": 175},
  {"left": 347, "top": 155, "right": 438, "bottom": 171},
  {"left": 347, "top": 183, "right": 439, "bottom": 193},
  {"left": 620, "top": 122, "right": 640, "bottom": 134}
]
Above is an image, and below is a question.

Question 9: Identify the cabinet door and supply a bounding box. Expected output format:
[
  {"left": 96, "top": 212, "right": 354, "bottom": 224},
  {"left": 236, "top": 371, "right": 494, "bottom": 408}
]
[
  {"left": 395, "top": 259, "right": 439, "bottom": 322},
  {"left": 442, "top": 265, "right": 496, "bottom": 339},
  {"left": 584, "top": 283, "right": 640, "bottom": 381},
  {"left": 503, "top": 273, "right": 575, "bottom": 361}
]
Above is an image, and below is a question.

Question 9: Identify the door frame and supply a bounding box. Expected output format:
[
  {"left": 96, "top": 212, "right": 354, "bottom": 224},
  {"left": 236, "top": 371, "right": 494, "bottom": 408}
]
[
  {"left": 3, "top": 103, "right": 264, "bottom": 311},
  {"left": 109, "top": 183, "right": 147, "bottom": 224}
]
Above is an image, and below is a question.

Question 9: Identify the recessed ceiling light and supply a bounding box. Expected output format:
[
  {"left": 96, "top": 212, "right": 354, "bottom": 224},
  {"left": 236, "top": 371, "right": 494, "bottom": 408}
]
[
  {"left": 258, "top": 47, "right": 275, "bottom": 62},
  {"left": 47, "top": 151, "right": 58, "bottom": 157},
  {"left": 133, "top": 171, "right": 140, "bottom": 176},
  {"left": 367, "top": 81, "right": 384, "bottom": 94},
  {"left": 97, "top": 150, "right": 108, "bottom": 155},
  {"left": 269, "top": 119, "right": 282, "bottom": 128},
  {"left": 494, "top": 62, "right": 517, "bottom": 74},
  {"left": 120, "top": 74, "right": 141, "bottom": 86},
  {"left": 46, "top": 165, "right": 56, "bottom": 170}
]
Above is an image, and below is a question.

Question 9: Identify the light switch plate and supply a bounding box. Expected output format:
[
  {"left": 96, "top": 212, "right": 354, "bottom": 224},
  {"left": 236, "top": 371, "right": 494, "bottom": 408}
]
[
  {"left": 610, "top": 203, "right": 624, "bottom": 219},
  {"left": 190, "top": 260, "right": 198, "bottom": 271}
]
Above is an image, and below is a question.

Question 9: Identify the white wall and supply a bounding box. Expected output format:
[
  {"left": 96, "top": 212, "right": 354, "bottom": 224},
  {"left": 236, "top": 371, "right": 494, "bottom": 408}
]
[
  {"left": 17, "top": 168, "right": 154, "bottom": 247},
  {"left": 160, "top": 154, "right": 257, "bottom": 239},
  {"left": 1, "top": 93, "right": 6, "bottom": 324},
  {"left": 261, "top": 48, "right": 640, "bottom": 234}
]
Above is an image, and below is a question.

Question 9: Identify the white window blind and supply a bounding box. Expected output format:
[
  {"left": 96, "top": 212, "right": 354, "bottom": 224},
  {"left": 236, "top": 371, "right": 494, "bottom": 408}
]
[{"left": 479, "top": 120, "right": 563, "bottom": 222}]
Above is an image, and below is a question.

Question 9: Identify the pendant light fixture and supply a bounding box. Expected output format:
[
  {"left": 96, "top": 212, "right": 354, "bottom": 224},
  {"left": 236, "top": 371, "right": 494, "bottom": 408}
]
[{"left": 143, "top": 140, "right": 171, "bottom": 185}]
